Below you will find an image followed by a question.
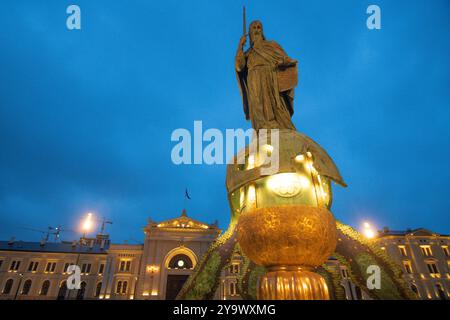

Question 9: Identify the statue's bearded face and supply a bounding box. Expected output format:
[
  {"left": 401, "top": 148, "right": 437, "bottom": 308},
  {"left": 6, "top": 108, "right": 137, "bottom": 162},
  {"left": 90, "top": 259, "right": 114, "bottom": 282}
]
[{"left": 249, "top": 21, "right": 264, "bottom": 45}]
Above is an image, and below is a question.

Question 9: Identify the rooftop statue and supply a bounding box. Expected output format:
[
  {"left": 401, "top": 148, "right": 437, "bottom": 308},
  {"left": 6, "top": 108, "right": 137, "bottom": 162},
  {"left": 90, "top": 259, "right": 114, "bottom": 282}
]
[{"left": 235, "top": 20, "right": 298, "bottom": 131}]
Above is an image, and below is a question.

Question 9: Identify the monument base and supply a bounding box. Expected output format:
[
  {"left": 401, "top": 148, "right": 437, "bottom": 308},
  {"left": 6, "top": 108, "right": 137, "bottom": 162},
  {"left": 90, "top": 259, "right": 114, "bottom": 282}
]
[{"left": 257, "top": 266, "right": 330, "bottom": 300}]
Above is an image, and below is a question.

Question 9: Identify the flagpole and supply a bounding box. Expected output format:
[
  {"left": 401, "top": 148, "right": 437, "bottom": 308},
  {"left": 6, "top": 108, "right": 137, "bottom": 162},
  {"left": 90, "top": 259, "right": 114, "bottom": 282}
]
[{"left": 184, "top": 188, "right": 191, "bottom": 214}]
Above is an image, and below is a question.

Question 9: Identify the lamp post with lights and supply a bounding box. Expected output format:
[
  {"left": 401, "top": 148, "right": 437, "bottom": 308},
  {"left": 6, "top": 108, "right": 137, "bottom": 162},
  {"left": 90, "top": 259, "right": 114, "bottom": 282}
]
[
  {"left": 13, "top": 273, "right": 24, "bottom": 300},
  {"left": 362, "top": 222, "right": 376, "bottom": 239},
  {"left": 82, "top": 213, "right": 93, "bottom": 240},
  {"left": 67, "top": 212, "right": 94, "bottom": 300}
]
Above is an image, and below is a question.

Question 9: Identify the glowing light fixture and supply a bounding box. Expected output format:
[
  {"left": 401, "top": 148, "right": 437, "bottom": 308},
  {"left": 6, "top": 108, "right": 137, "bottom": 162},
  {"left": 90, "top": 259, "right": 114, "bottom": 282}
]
[
  {"left": 239, "top": 187, "right": 245, "bottom": 208},
  {"left": 146, "top": 265, "right": 160, "bottom": 273},
  {"left": 262, "top": 144, "right": 273, "bottom": 154},
  {"left": 247, "top": 184, "right": 256, "bottom": 204},
  {"left": 247, "top": 154, "right": 255, "bottom": 170},
  {"left": 295, "top": 154, "right": 305, "bottom": 162},
  {"left": 267, "top": 173, "right": 310, "bottom": 197},
  {"left": 362, "top": 222, "right": 376, "bottom": 239},
  {"left": 82, "top": 213, "right": 93, "bottom": 236}
]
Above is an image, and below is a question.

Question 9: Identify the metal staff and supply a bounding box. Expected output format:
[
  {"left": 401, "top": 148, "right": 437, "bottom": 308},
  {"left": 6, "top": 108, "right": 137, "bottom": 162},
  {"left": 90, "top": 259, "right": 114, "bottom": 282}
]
[{"left": 243, "top": 6, "right": 246, "bottom": 36}]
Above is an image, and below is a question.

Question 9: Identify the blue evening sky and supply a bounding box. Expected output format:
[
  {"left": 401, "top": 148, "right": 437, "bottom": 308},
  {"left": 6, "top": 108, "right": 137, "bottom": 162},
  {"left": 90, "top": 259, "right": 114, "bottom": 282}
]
[{"left": 0, "top": 0, "right": 449, "bottom": 243}]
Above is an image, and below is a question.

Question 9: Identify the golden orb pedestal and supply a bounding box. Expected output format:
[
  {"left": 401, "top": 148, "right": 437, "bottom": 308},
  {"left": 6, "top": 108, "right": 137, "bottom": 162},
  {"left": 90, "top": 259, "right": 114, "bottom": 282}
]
[
  {"left": 258, "top": 267, "right": 330, "bottom": 300},
  {"left": 237, "top": 204, "right": 337, "bottom": 300}
]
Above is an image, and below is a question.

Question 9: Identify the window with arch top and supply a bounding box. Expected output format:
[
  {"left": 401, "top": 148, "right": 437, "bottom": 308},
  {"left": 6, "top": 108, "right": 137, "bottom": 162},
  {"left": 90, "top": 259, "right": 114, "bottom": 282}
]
[
  {"left": 2, "top": 279, "right": 13, "bottom": 295},
  {"left": 168, "top": 254, "right": 193, "bottom": 269},
  {"left": 40, "top": 280, "right": 50, "bottom": 296}
]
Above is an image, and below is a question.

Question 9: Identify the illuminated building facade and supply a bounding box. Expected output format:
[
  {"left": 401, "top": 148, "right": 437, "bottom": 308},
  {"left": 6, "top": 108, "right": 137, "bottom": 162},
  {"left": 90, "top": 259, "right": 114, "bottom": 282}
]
[
  {"left": 374, "top": 228, "right": 449, "bottom": 300},
  {"left": 0, "top": 235, "right": 110, "bottom": 300},
  {"left": 0, "top": 210, "right": 220, "bottom": 300},
  {"left": 0, "top": 213, "right": 448, "bottom": 300}
]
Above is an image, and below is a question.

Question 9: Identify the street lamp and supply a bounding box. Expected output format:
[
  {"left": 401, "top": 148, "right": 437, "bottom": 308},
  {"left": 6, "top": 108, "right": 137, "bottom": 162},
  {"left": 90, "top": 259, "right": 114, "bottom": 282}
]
[
  {"left": 68, "top": 212, "right": 94, "bottom": 300},
  {"left": 362, "top": 221, "right": 376, "bottom": 239},
  {"left": 82, "top": 213, "right": 93, "bottom": 239},
  {"left": 13, "top": 273, "right": 24, "bottom": 300}
]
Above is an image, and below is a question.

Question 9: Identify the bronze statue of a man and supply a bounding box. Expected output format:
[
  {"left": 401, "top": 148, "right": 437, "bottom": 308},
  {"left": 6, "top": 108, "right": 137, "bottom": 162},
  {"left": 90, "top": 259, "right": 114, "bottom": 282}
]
[{"left": 235, "top": 20, "right": 298, "bottom": 131}]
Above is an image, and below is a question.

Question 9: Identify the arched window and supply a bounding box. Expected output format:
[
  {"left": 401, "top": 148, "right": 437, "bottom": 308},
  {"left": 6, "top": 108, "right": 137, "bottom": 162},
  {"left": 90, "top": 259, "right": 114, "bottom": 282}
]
[
  {"left": 40, "top": 280, "right": 50, "bottom": 296},
  {"left": 340, "top": 284, "right": 352, "bottom": 300},
  {"left": 116, "top": 281, "right": 122, "bottom": 294},
  {"left": 115, "top": 280, "right": 128, "bottom": 294},
  {"left": 436, "top": 284, "right": 446, "bottom": 300},
  {"left": 3, "top": 279, "right": 14, "bottom": 295},
  {"left": 57, "top": 281, "right": 67, "bottom": 300},
  {"left": 168, "top": 254, "right": 193, "bottom": 269},
  {"left": 76, "top": 281, "right": 86, "bottom": 300},
  {"left": 410, "top": 284, "right": 419, "bottom": 297},
  {"left": 95, "top": 282, "right": 102, "bottom": 297},
  {"left": 21, "top": 279, "right": 32, "bottom": 295},
  {"left": 229, "top": 282, "right": 237, "bottom": 296}
]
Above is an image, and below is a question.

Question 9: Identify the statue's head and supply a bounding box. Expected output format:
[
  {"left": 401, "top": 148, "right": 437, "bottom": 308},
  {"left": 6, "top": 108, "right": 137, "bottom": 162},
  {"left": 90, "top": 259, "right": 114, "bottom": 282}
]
[{"left": 249, "top": 20, "right": 265, "bottom": 46}]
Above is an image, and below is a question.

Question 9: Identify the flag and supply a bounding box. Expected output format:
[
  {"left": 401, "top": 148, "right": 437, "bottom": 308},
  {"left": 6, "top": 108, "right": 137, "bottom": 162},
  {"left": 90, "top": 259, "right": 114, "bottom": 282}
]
[{"left": 185, "top": 189, "right": 191, "bottom": 200}]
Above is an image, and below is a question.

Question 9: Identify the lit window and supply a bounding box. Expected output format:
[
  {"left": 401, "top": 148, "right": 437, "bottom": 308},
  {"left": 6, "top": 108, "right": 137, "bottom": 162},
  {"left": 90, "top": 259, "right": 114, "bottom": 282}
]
[
  {"left": 426, "top": 262, "right": 439, "bottom": 275},
  {"left": 436, "top": 284, "right": 446, "bottom": 300},
  {"left": 410, "top": 284, "right": 420, "bottom": 298},
  {"left": 341, "top": 268, "right": 349, "bottom": 279},
  {"left": 45, "top": 262, "right": 57, "bottom": 273},
  {"left": 403, "top": 261, "right": 413, "bottom": 274},
  {"left": 116, "top": 280, "right": 128, "bottom": 294},
  {"left": 2, "top": 279, "right": 14, "bottom": 294},
  {"left": 81, "top": 263, "right": 92, "bottom": 274},
  {"left": 168, "top": 254, "right": 193, "bottom": 269},
  {"left": 9, "top": 260, "right": 21, "bottom": 272},
  {"left": 21, "top": 279, "right": 32, "bottom": 295},
  {"left": 229, "top": 282, "right": 237, "bottom": 296},
  {"left": 119, "top": 260, "right": 131, "bottom": 272},
  {"left": 57, "top": 281, "right": 67, "bottom": 299},
  {"left": 95, "top": 282, "right": 102, "bottom": 297},
  {"left": 28, "top": 261, "right": 39, "bottom": 272},
  {"left": 76, "top": 282, "right": 86, "bottom": 300},
  {"left": 230, "top": 264, "right": 240, "bottom": 274},
  {"left": 442, "top": 246, "right": 449, "bottom": 257},
  {"left": 398, "top": 246, "right": 407, "bottom": 257},
  {"left": 420, "top": 245, "right": 433, "bottom": 257},
  {"left": 40, "top": 280, "right": 50, "bottom": 296},
  {"left": 63, "top": 263, "right": 70, "bottom": 273}
]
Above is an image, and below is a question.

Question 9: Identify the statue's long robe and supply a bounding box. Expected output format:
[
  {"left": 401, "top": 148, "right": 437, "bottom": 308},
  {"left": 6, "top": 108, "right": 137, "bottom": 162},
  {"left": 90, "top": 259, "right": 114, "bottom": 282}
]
[{"left": 236, "top": 40, "right": 296, "bottom": 131}]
